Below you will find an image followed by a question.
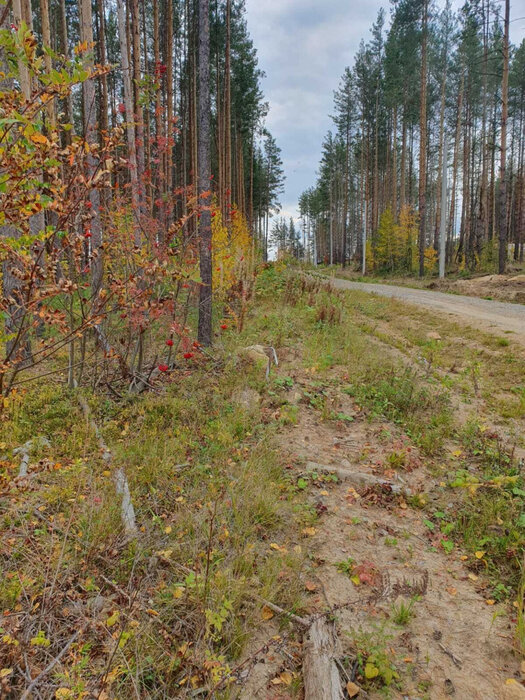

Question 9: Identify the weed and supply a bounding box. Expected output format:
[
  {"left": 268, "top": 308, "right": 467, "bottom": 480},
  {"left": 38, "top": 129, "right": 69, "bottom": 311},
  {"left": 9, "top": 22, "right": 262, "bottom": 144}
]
[
  {"left": 391, "top": 597, "right": 418, "bottom": 626},
  {"left": 336, "top": 557, "right": 355, "bottom": 575}
]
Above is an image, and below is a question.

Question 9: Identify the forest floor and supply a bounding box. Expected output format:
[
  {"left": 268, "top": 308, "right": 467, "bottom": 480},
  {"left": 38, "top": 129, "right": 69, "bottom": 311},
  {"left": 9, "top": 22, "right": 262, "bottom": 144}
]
[
  {"left": 238, "top": 268, "right": 525, "bottom": 700},
  {"left": 2, "top": 265, "right": 525, "bottom": 699},
  {"left": 326, "top": 264, "right": 525, "bottom": 305}
]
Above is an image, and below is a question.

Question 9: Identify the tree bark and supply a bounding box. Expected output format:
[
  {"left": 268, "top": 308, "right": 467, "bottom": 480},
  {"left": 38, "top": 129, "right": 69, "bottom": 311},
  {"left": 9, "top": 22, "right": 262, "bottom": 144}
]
[
  {"left": 197, "top": 0, "right": 213, "bottom": 346},
  {"left": 302, "top": 618, "right": 344, "bottom": 700},
  {"left": 498, "top": 0, "right": 510, "bottom": 274},
  {"left": 418, "top": 0, "right": 428, "bottom": 277}
]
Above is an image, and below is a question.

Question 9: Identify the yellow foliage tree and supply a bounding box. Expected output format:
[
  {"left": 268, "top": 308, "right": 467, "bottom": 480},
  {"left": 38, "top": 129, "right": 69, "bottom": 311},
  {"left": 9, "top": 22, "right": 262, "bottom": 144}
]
[
  {"left": 373, "top": 206, "right": 419, "bottom": 274},
  {"left": 212, "top": 203, "right": 255, "bottom": 303}
]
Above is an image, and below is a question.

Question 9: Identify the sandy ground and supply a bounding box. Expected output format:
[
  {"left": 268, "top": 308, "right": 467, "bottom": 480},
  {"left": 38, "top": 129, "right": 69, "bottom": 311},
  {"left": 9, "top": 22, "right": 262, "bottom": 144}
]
[{"left": 329, "top": 277, "right": 525, "bottom": 343}]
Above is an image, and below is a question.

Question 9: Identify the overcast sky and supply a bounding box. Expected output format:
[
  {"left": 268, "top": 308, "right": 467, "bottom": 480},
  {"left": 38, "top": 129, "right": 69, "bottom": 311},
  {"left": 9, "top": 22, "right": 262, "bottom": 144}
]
[{"left": 244, "top": 0, "right": 525, "bottom": 222}]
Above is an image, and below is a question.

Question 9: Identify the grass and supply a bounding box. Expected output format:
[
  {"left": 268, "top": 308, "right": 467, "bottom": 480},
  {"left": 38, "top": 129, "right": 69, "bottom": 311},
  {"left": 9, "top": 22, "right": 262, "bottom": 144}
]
[
  {"left": 391, "top": 597, "right": 418, "bottom": 627},
  {"left": 0, "top": 295, "right": 308, "bottom": 697},
  {"left": 271, "top": 267, "right": 525, "bottom": 597},
  {"left": 2, "top": 262, "right": 524, "bottom": 696}
]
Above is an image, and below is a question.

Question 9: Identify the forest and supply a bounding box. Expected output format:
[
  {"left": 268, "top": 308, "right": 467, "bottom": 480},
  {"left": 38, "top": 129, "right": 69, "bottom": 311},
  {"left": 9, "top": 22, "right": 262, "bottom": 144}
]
[
  {"left": 296, "top": 0, "right": 525, "bottom": 277},
  {"left": 1, "top": 0, "right": 525, "bottom": 698}
]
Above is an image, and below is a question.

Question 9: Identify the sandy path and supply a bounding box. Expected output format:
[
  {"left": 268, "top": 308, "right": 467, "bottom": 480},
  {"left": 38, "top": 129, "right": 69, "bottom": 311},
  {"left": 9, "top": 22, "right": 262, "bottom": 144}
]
[{"left": 329, "top": 277, "right": 525, "bottom": 341}]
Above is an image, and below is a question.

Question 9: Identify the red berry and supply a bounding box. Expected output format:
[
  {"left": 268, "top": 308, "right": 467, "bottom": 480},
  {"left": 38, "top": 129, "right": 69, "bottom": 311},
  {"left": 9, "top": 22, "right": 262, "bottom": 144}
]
[
  {"left": 220, "top": 324, "right": 228, "bottom": 330},
  {"left": 85, "top": 200, "right": 92, "bottom": 209},
  {"left": 183, "top": 352, "right": 194, "bottom": 360},
  {"left": 84, "top": 231, "right": 92, "bottom": 238},
  {"left": 158, "top": 364, "right": 169, "bottom": 372},
  {"left": 166, "top": 339, "right": 174, "bottom": 347}
]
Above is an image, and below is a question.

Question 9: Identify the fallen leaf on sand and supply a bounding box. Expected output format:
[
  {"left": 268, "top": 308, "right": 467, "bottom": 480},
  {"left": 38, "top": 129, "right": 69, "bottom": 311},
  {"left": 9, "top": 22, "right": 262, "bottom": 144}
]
[
  {"left": 346, "top": 680, "right": 361, "bottom": 697},
  {"left": 261, "top": 605, "right": 274, "bottom": 621}
]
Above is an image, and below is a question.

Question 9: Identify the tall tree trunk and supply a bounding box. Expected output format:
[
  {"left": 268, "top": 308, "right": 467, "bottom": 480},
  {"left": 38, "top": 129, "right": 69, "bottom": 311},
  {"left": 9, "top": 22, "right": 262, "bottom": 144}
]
[
  {"left": 197, "top": 0, "right": 212, "bottom": 346},
  {"left": 40, "top": 0, "right": 55, "bottom": 126},
  {"left": 116, "top": 0, "right": 141, "bottom": 247},
  {"left": 224, "top": 0, "right": 232, "bottom": 217},
  {"left": 434, "top": 66, "right": 446, "bottom": 251},
  {"left": 418, "top": 0, "right": 428, "bottom": 277},
  {"left": 498, "top": 0, "right": 509, "bottom": 274},
  {"left": 166, "top": 0, "right": 174, "bottom": 208},
  {"left": 79, "top": 0, "right": 103, "bottom": 295},
  {"left": 130, "top": 0, "right": 145, "bottom": 212}
]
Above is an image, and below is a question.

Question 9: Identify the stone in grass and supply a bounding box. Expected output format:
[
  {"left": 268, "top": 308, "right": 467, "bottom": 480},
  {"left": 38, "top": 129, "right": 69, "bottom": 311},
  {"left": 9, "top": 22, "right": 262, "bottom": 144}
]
[
  {"left": 231, "top": 388, "right": 261, "bottom": 413},
  {"left": 426, "top": 331, "right": 442, "bottom": 341},
  {"left": 305, "top": 461, "right": 404, "bottom": 492}
]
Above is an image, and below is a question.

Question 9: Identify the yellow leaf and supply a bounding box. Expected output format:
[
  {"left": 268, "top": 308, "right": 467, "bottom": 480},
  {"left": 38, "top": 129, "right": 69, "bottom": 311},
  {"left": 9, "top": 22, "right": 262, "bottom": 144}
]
[
  {"left": 279, "top": 671, "right": 293, "bottom": 686},
  {"left": 164, "top": 526, "right": 172, "bottom": 534},
  {"left": 468, "top": 573, "right": 478, "bottom": 582},
  {"left": 460, "top": 555, "right": 468, "bottom": 561},
  {"left": 55, "top": 690, "right": 73, "bottom": 699},
  {"left": 173, "top": 587, "right": 184, "bottom": 599},
  {"left": 301, "top": 527, "right": 316, "bottom": 536},
  {"left": 261, "top": 605, "right": 274, "bottom": 621},
  {"left": 0, "top": 668, "right": 13, "bottom": 679},
  {"left": 475, "top": 551, "right": 485, "bottom": 559},
  {"left": 106, "top": 611, "right": 120, "bottom": 627},
  {"left": 365, "top": 663, "right": 379, "bottom": 679},
  {"left": 30, "top": 131, "right": 49, "bottom": 146},
  {"left": 486, "top": 599, "right": 495, "bottom": 606},
  {"left": 270, "top": 543, "right": 280, "bottom": 550},
  {"left": 350, "top": 575, "right": 361, "bottom": 586}
]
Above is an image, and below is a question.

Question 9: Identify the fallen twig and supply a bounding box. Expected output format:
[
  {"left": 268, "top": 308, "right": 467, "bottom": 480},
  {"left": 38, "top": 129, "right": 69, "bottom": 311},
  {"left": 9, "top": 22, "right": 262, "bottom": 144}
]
[
  {"left": 14, "top": 437, "right": 50, "bottom": 478},
  {"left": 78, "top": 394, "right": 137, "bottom": 536},
  {"left": 438, "top": 642, "right": 463, "bottom": 668},
  {"left": 20, "top": 628, "right": 83, "bottom": 700}
]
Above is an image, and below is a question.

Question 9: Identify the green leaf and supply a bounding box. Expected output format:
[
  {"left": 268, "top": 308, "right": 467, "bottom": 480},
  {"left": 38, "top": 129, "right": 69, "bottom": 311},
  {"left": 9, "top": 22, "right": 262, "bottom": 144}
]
[
  {"left": 364, "top": 663, "right": 379, "bottom": 679},
  {"left": 441, "top": 539, "right": 454, "bottom": 554},
  {"left": 423, "top": 519, "right": 435, "bottom": 531}
]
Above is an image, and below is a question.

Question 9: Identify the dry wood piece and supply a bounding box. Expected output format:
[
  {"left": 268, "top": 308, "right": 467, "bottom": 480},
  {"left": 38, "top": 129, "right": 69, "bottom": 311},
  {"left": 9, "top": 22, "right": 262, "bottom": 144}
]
[
  {"left": 14, "top": 437, "right": 50, "bottom": 478},
  {"left": 78, "top": 394, "right": 137, "bottom": 536},
  {"left": 302, "top": 617, "right": 345, "bottom": 700}
]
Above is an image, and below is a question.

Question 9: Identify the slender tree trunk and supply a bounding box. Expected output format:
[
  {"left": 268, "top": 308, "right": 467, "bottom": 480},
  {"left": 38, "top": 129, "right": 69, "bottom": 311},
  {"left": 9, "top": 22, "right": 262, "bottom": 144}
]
[
  {"left": 498, "top": 0, "right": 510, "bottom": 274},
  {"left": 418, "top": 0, "right": 428, "bottom": 277},
  {"left": 166, "top": 0, "right": 174, "bottom": 207},
  {"left": 79, "top": 0, "right": 103, "bottom": 295},
  {"left": 116, "top": 0, "right": 141, "bottom": 246},
  {"left": 224, "top": 0, "right": 232, "bottom": 217},
  {"left": 129, "top": 0, "right": 145, "bottom": 220},
  {"left": 197, "top": 0, "right": 212, "bottom": 346}
]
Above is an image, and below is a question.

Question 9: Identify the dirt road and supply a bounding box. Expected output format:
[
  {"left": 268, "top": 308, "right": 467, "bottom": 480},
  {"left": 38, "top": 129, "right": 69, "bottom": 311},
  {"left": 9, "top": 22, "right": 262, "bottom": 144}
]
[{"left": 330, "top": 277, "right": 525, "bottom": 340}]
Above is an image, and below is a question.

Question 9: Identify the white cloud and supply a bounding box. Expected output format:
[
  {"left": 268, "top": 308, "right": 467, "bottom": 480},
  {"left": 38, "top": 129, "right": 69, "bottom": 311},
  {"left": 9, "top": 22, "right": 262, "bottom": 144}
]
[
  {"left": 245, "top": 0, "right": 385, "bottom": 219},
  {"left": 245, "top": 0, "right": 525, "bottom": 221}
]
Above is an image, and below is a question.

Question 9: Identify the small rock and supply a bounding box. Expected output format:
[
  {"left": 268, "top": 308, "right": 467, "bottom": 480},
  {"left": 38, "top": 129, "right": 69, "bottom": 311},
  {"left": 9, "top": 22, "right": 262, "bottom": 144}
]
[
  {"left": 239, "top": 345, "right": 270, "bottom": 369},
  {"left": 231, "top": 388, "right": 261, "bottom": 412},
  {"left": 289, "top": 391, "right": 303, "bottom": 405},
  {"left": 500, "top": 679, "right": 525, "bottom": 700},
  {"left": 427, "top": 331, "right": 442, "bottom": 341}
]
